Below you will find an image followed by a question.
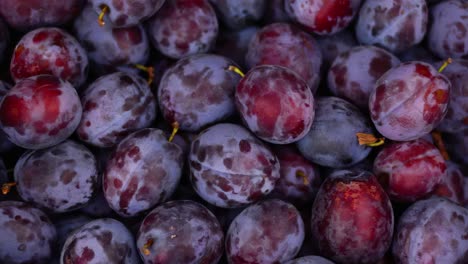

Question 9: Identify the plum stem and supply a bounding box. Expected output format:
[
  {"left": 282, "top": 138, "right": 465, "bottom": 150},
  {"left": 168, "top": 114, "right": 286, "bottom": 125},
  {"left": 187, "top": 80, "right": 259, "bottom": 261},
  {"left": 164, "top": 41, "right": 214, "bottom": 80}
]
[
  {"left": 1, "top": 182, "right": 16, "bottom": 195},
  {"left": 135, "top": 64, "right": 155, "bottom": 85},
  {"left": 356, "top": 133, "right": 385, "bottom": 147},
  {"left": 431, "top": 130, "right": 449, "bottom": 160},
  {"left": 142, "top": 238, "right": 154, "bottom": 256},
  {"left": 296, "top": 170, "right": 309, "bottom": 185},
  {"left": 168, "top": 122, "right": 179, "bottom": 142},
  {"left": 98, "top": 5, "right": 109, "bottom": 27},
  {"left": 228, "top": 65, "right": 245, "bottom": 77},
  {"left": 438, "top": 58, "right": 453, "bottom": 73}
]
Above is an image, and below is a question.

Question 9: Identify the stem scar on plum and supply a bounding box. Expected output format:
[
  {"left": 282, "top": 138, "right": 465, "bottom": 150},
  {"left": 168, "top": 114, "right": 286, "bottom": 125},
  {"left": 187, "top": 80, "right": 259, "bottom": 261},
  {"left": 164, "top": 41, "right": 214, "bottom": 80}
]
[
  {"left": 356, "top": 133, "right": 385, "bottom": 147},
  {"left": 296, "top": 170, "right": 309, "bottom": 185},
  {"left": 142, "top": 238, "right": 154, "bottom": 256},
  {"left": 98, "top": 5, "right": 110, "bottom": 27},
  {"left": 134, "top": 64, "right": 155, "bottom": 85}
]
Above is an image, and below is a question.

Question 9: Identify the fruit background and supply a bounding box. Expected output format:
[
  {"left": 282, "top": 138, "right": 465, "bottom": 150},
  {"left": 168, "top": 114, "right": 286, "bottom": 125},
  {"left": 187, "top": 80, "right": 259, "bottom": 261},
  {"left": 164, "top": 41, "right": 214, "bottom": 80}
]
[{"left": 0, "top": 0, "right": 467, "bottom": 263}]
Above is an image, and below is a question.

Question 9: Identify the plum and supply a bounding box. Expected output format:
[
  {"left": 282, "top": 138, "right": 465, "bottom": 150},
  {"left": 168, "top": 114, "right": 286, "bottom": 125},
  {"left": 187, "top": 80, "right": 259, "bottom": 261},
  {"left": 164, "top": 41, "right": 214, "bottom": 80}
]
[
  {"left": 0, "top": 75, "right": 82, "bottom": 149},
  {"left": 355, "top": 0, "right": 428, "bottom": 53},
  {"left": 137, "top": 200, "right": 224, "bottom": 264},
  {"left": 158, "top": 54, "right": 241, "bottom": 132},
  {"left": 226, "top": 199, "right": 305, "bottom": 263},
  {"left": 311, "top": 170, "right": 394, "bottom": 263},
  {"left": 297, "top": 96, "right": 373, "bottom": 168},
  {"left": 14, "top": 140, "right": 98, "bottom": 213},
  {"left": 245, "top": 22, "right": 322, "bottom": 93},
  {"left": 77, "top": 72, "right": 157, "bottom": 147},
  {"left": 103, "top": 128, "right": 184, "bottom": 217},
  {"left": 446, "top": 130, "right": 468, "bottom": 166},
  {"left": 328, "top": 45, "right": 400, "bottom": 109},
  {"left": 236, "top": 65, "right": 315, "bottom": 144},
  {"left": 80, "top": 191, "right": 114, "bottom": 218},
  {"left": 369, "top": 61, "right": 451, "bottom": 141},
  {"left": 393, "top": 197, "right": 468, "bottom": 263},
  {"left": 10, "top": 27, "right": 89, "bottom": 88},
  {"left": 61, "top": 218, "right": 139, "bottom": 264},
  {"left": 428, "top": 0, "right": 468, "bottom": 59},
  {"left": 0, "top": 0, "right": 84, "bottom": 31},
  {"left": 89, "top": 0, "right": 165, "bottom": 27},
  {"left": 189, "top": 123, "right": 280, "bottom": 208},
  {"left": 209, "top": 0, "right": 265, "bottom": 29},
  {"left": 373, "top": 139, "right": 446, "bottom": 202},
  {"left": 73, "top": 5, "right": 150, "bottom": 74},
  {"left": 146, "top": 0, "right": 219, "bottom": 59},
  {"left": 0, "top": 201, "right": 57, "bottom": 264},
  {"left": 285, "top": 0, "right": 362, "bottom": 35}
]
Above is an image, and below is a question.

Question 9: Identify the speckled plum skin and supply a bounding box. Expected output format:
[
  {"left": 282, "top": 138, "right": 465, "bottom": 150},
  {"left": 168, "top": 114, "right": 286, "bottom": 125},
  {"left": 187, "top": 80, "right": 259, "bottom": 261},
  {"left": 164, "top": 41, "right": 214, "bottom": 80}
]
[
  {"left": 77, "top": 72, "right": 156, "bottom": 147},
  {"left": 434, "top": 59, "right": 468, "bottom": 133},
  {"left": 61, "top": 218, "right": 139, "bottom": 264},
  {"left": 369, "top": 61, "right": 451, "bottom": 141},
  {"left": 284, "top": 256, "right": 334, "bottom": 264},
  {"left": 0, "top": 75, "right": 82, "bottom": 149},
  {"left": 393, "top": 197, "right": 468, "bottom": 264},
  {"left": 10, "top": 27, "right": 89, "bottom": 88},
  {"left": 14, "top": 140, "right": 98, "bottom": 213},
  {"left": 236, "top": 65, "right": 315, "bottom": 144},
  {"left": 269, "top": 145, "right": 322, "bottom": 206},
  {"left": 355, "top": 0, "right": 428, "bottom": 53},
  {"left": 226, "top": 199, "right": 304, "bottom": 263},
  {"left": 137, "top": 200, "right": 224, "bottom": 264},
  {"left": 432, "top": 161, "right": 465, "bottom": 205},
  {"left": 428, "top": 0, "right": 468, "bottom": 59},
  {"left": 328, "top": 45, "right": 400, "bottom": 109},
  {"left": 90, "top": 0, "right": 165, "bottom": 27},
  {"left": 189, "top": 123, "right": 280, "bottom": 208},
  {"left": 285, "top": 0, "right": 362, "bottom": 35},
  {"left": 0, "top": 0, "right": 84, "bottom": 31},
  {"left": 73, "top": 5, "right": 150, "bottom": 72},
  {"left": 147, "top": 0, "right": 218, "bottom": 59},
  {"left": 245, "top": 23, "right": 322, "bottom": 93},
  {"left": 0, "top": 201, "right": 57, "bottom": 264},
  {"left": 373, "top": 139, "right": 446, "bottom": 202},
  {"left": 297, "top": 96, "right": 373, "bottom": 168},
  {"left": 209, "top": 0, "right": 265, "bottom": 29},
  {"left": 158, "top": 54, "right": 241, "bottom": 132},
  {"left": 311, "top": 170, "right": 394, "bottom": 264},
  {"left": 0, "top": 18, "right": 9, "bottom": 64},
  {"left": 103, "top": 128, "right": 184, "bottom": 217}
]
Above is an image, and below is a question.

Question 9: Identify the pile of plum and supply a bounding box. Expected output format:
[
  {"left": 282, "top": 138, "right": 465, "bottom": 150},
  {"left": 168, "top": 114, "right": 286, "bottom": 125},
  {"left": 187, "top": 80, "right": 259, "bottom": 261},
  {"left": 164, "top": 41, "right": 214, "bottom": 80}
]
[{"left": 0, "top": 0, "right": 467, "bottom": 263}]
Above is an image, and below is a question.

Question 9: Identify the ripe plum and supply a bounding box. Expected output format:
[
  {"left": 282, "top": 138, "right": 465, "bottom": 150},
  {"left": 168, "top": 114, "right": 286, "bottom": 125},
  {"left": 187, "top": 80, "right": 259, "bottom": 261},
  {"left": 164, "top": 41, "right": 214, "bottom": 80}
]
[
  {"left": 189, "top": 123, "right": 280, "bottom": 208},
  {"left": 0, "top": 75, "right": 82, "bottom": 149},
  {"left": 310, "top": 170, "right": 394, "bottom": 263}
]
